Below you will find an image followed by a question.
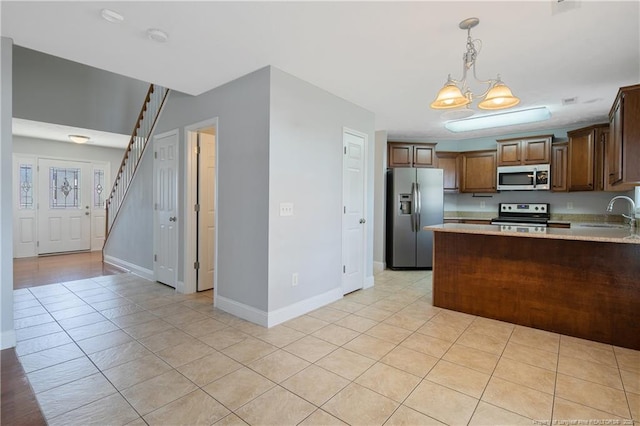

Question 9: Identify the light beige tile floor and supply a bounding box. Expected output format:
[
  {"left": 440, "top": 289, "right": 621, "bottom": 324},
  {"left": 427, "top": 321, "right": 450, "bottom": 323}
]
[{"left": 12, "top": 270, "right": 640, "bottom": 425}]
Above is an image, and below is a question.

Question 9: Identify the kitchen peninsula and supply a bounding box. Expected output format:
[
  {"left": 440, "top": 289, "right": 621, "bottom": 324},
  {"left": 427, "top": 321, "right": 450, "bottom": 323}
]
[{"left": 426, "top": 224, "right": 640, "bottom": 350}]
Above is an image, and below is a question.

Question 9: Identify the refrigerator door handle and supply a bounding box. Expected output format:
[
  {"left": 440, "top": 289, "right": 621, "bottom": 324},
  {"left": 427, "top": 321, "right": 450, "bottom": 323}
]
[
  {"left": 416, "top": 183, "right": 422, "bottom": 230},
  {"left": 411, "top": 182, "right": 417, "bottom": 232}
]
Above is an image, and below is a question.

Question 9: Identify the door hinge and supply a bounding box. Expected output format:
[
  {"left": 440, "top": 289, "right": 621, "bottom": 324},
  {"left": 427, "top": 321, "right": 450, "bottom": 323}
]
[
  {"left": 37, "top": 241, "right": 39, "bottom": 248},
  {"left": 154, "top": 151, "right": 158, "bottom": 159},
  {"left": 344, "top": 206, "right": 346, "bottom": 214},
  {"left": 154, "top": 254, "right": 157, "bottom": 261},
  {"left": 154, "top": 203, "right": 158, "bottom": 210},
  {"left": 343, "top": 265, "right": 346, "bottom": 273},
  {"left": 344, "top": 146, "right": 347, "bottom": 155},
  {"left": 194, "top": 204, "right": 200, "bottom": 212},
  {"left": 195, "top": 146, "right": 201, "bottom": 155},
  {"left": 194, "top": 261, "right": 200, "bottom": 269}
]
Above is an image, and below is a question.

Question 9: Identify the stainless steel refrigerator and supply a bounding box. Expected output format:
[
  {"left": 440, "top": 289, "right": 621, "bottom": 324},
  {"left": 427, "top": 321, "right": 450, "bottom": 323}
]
[{"left": 386, "top": 168, "right": 444, "bottom": 269}]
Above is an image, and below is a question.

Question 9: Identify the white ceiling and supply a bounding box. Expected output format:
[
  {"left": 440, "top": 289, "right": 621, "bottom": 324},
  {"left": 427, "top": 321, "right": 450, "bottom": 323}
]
[
  {"left": 2, "top": 1, "right": 639, "bottom": 142},
  {"left": 13, "top": 118, "right": 130, "bottom": 149}
]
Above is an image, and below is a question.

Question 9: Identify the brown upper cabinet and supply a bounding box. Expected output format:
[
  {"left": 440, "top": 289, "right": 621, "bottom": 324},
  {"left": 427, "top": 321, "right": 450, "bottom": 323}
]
[
  {"left": 496, "top": 135, "right": 552, "bottom": 166},
  {"left": 388, "top": 142, "right": 437, "bottom": 168},
  {"left": 566, "top": 125, "right": 604, "bottom": 191},
  {"left": 435, "top": 152, "right": 460, "bottom": 193},
  {"left": 460, "top": 150, "right": 497, "bottom": 193},
  {"left": 563, "top": 123, "right": 634, "bottom": 192},
  {"left": 608, "top": 84, "right": 640, "bottom": 186},
  {"left": 551, "top": 142, "right": 568, "bottom": 192}
]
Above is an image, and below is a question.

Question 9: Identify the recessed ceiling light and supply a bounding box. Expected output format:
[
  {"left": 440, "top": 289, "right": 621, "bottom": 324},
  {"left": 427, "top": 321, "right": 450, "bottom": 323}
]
[
  {"left": 69, "top": 135, "right": 90, "bottom": 144},
  {"left": 100, "top": 9, "right": 124, "bottom": 24},
  {"left": 444, "top": 107, "right": 551, "bottom": 133},
  {"left": 562, "top": 97, "right": 578, "bottom": 106},
  {"left": 147, "top": 28, "right": 169, "bottom": 43}
]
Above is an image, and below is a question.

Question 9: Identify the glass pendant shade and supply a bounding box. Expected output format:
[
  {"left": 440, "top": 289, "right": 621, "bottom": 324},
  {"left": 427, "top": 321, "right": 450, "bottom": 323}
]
[
  {"left": 430, "top": 84, "right": 470, "bottom": 109},
  {"left": 477, "top": 82, "right": 520, "bottom": 110}
]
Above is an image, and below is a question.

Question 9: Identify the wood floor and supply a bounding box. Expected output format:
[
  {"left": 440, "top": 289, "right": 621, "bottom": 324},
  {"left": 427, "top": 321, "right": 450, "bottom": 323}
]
[
  {"left": 2, "top": 251, "right": 125, "bottom": 425},
  {"left": 13, "top": 250, "right": 125, "bottom": 289}
]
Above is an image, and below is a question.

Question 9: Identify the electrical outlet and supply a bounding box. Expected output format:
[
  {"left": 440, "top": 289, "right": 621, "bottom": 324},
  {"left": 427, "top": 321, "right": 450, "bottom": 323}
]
[
  {"left": 480, "top": 201, "right": 486, "bottom": 209},
  {"left": 292, "top": 273, "right": 299, "bottom": 287},
  {"left": 567, "top": 202, "right": 574, "bottom": 210},
  {"left": 280, "top": 202, "right": 294, "bottom": 216}
]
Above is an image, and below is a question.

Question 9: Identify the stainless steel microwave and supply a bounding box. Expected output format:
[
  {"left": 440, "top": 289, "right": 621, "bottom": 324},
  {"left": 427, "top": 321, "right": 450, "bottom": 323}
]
[{"left": 496, "top": 164, "right": 551, "bottom": 191}]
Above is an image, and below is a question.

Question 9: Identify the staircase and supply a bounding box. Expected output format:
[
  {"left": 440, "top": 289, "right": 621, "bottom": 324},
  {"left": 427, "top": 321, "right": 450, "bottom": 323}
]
[{"left": 104, "top": 84, "right": 170, "bottom": 244}]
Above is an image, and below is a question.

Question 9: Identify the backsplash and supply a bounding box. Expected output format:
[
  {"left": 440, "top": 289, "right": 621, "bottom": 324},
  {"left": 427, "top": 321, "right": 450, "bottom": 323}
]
[{"left": 445, "top": 189, "right": 635, "bottom": 217}]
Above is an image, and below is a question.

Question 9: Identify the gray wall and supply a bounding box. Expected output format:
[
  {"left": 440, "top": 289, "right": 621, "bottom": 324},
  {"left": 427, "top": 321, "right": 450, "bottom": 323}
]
[
  {"left": 373, "top": 131, "right": 387, "bottom": 272},
  {"left": 1, "top": 37, "right": 15, "bottom": 349},
  {"left": 12, "top": 46, "right": 149, "bottom": 135},
  {"left": 103, "top": 148, "right": 154, "bottom": 271},
  {"left": 13, "top": 135, "right": 124, "bottom": 180},
  {"left": 268, "top": 67, "right": 375, "bottom": 312},
  {"left": 155, "top": 67, "right": 271, "bottom": 312}
]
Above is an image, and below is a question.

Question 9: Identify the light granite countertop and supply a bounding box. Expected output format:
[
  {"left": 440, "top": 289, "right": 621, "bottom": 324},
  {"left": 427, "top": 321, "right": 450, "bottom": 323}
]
[{"left": 425, "top": 223, "right": 640, "bottom": 244}]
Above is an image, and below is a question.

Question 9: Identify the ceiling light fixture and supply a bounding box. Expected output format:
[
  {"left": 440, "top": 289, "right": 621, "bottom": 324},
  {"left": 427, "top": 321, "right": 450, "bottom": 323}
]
[
  {"left": 444, "top": 107, "right": 551, "bottom": 133},
  {"left": 100, "top": 9, "right": 124, "bottom": 24},
  {"left": 147, "top": 28, "right": 169, "bottom": 43},
  {"left": 431, "top": 17, "right": 520, "bottom": 111},
  {"left": 68, "top": 135, "right": 90, "bottom": 144}
]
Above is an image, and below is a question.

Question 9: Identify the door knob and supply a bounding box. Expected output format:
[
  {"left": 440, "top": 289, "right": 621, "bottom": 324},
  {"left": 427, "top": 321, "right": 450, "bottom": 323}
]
[
  {"left": 359, "top": 218, "right": 366, "bottom": 224},
  {"left": 169, "top": 216, "right": 177, "bottom": 222},
  {"left": 85, "top": 212, "right": 90, "bottom": 216}
]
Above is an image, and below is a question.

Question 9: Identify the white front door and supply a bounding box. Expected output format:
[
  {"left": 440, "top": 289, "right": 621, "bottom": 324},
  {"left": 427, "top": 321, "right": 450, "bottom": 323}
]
[
  {"left": 197, "top": 132, "right": 216, "bottom": 291},
  {"left": 37, "top": 158, "right": 92, "bottom": 255},
  {"left": 342, "top": 129, "right": 367, "bottom": 294},
  {"left": 153, "top": 130, "right": 179, "bottom": 288}
]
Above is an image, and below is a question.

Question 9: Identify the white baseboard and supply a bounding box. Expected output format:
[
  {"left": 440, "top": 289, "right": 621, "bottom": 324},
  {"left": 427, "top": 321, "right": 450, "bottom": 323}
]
[
  {"left": 373, "top": 261, "right": 385, "bottom": 274},
  {"left": 103, "top": 255, "right": 154, "bottom": 281},
  {"left": 216, "top": 296, "right": 269, "bottom": 327},
  {"left": 364, "top": 275, "right": 375, "bottom": 289},
  {"left": 1, "top": 329, "right": 16, "bottom": 350},
  {"left": 267, "top": 287, "right": 343, "bottom": 328},
  {"left": 215, "top": 288, "right": 344, "bottom": 329},
  {"left": 176, "top": 281, "right": 186, "bottom": 294}
]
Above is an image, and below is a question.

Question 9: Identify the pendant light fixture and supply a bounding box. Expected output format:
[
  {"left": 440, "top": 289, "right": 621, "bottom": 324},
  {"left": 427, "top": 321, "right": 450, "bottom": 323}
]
[{"left": 431, "top": 18, "right": 520, "bottom": 111}]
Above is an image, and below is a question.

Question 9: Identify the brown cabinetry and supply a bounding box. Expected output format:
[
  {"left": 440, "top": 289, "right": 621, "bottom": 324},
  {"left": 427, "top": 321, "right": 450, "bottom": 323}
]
[
  {"left": 496, "top": 135, "right": 552, "bottom": 166},
  {"left": 460, "top": 150, "right": 497, "bottom": 193},
  {"left": 561, "top": 123, "right": 633, "bottom": 192},
  {"left": 608, "top": 84, "right": 640, "bottom": 186},
  {"left": 551, "top": 142, "right": 568, "bottom": 192},
  {"left": 567, "top": 125, "right": 602, "bottom": 191},
  {"left": 388, "top": 142, "right": 437, "bottom": 168},
  {"left": 436, "top": 152, "right": 460, "bottom": 193}
]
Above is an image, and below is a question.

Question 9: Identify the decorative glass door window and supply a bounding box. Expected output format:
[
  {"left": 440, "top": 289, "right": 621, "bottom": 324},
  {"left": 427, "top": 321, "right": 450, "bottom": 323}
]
[
  {"left": 94, "top": 169, "right": 105, "bottom": 208},
  {"left": 49, "top": 167, "right": 80, "bottom": 209},
  {"left": 19, "top": 164, "right": 34, "bottom": 209}
]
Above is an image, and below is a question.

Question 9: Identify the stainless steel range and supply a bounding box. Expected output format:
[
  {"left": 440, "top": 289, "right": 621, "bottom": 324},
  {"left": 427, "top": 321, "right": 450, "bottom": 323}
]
[{"left": 491, "top": 203, "right": 550, "bottom": 233}]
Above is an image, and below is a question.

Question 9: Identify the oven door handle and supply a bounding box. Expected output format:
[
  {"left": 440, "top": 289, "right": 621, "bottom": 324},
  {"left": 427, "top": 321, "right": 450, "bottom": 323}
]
[{"left": 532, "top": 168, "right": 537, "bottom": 188}]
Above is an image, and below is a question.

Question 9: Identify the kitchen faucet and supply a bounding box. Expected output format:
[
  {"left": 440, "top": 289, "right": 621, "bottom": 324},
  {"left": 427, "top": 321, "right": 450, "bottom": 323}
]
[{"left": 606, "top": 196, "right": 636, "bottom": 228}]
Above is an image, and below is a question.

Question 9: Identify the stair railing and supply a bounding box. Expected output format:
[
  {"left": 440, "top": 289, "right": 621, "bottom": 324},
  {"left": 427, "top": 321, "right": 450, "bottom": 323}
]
[{"left": 104, "top": 84, "right": 170, "bottom": 244}]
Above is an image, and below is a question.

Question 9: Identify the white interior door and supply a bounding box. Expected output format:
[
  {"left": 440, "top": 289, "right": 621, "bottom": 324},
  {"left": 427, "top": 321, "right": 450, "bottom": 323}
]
[
  {"left": 197, "top": 132, "right": 216, "bottom": 291},
  {"left": 342, "top": 129, "right": 366, "bottom": 294},
  {"left": 13, "top": 155, "right": 37, "bottom": 258},
  {"left": 154, "top": 131, "right": 179, "bottom": 288},
  {"left": 37, "top": 158, "right": 92, "bottom": 255}
]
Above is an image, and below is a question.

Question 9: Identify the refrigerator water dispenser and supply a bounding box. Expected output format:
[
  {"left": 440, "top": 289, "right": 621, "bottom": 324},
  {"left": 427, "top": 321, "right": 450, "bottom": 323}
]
[{"left": 398, "top": 194, "right": 412, "bottom": 215}]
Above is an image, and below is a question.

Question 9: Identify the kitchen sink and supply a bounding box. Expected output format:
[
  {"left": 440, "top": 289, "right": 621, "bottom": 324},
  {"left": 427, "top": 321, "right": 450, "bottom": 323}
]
[{"left": 577, "top": 223, "right": 628, "bottom": 229}]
